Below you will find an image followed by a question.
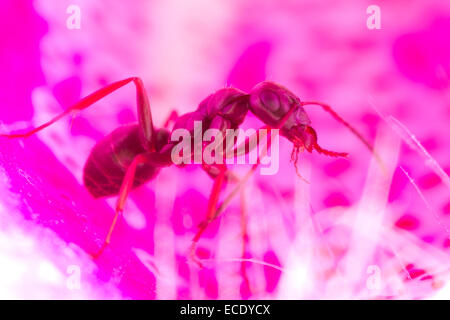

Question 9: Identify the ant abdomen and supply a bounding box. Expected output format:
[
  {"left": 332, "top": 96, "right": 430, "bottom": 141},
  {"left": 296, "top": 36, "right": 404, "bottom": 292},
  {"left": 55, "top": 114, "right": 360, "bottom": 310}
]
[{"left": 83, "top": 124, "right": 160, "bottom": 198}]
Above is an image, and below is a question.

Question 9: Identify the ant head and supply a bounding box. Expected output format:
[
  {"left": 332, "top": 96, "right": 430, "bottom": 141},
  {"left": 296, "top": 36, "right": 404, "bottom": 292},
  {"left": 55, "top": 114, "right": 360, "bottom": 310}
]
[
  {"left": 249, "top": 82, "right": 350, "bottom": 159},
  {"left": 249, "top": 81, "right": 311, "bottom": 129},
  {"left": 286, "top": 125, "right": 317, "bottom": 153},
  {"left": 288, "top": 124, "right": 348, "bottom": 158}
]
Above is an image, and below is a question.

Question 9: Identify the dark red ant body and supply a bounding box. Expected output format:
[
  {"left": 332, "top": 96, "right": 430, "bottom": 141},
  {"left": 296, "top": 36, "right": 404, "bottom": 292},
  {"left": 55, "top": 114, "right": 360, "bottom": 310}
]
[{"left": 0, "top": 77, "right": 373, "bottom": 260}]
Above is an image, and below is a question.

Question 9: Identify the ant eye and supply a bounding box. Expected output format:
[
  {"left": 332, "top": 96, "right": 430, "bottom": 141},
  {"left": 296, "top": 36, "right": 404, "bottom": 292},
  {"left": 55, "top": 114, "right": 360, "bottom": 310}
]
[{"left": 260, "top": 90, "right": 280, "bottom": 112}]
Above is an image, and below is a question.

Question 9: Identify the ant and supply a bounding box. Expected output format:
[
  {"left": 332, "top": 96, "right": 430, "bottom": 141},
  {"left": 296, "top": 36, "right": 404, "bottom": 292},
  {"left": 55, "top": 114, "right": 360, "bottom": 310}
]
[{"left": 0, "top": 77, "right": 373, "bottom": 264}]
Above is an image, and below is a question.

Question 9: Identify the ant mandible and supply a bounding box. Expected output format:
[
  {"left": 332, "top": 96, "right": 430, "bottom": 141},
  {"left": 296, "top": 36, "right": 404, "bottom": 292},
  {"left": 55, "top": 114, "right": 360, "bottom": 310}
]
[{"left": 0, "top": 77, "right": 373, "bottom": 262}]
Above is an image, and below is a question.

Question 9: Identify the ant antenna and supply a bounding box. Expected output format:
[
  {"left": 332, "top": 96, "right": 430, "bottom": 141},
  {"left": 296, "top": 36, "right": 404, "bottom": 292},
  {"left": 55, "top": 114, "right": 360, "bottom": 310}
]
[
  {"left": 290, "top": 146, "right": 310, "bottom": 184},
  {"left": 300, "top": 101, "right": 374, "bottom": 154},
  {"left": 300, "top": 100, "right": 386, "bottom": 173}
]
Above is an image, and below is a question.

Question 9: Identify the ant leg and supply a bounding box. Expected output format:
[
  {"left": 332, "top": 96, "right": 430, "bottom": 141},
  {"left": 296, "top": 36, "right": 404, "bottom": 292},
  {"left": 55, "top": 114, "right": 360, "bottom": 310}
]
[
  {"left": 192, "top": 125, "right": 273, "bottom": 266},
  {"left": 239, "top": 186, "right": 251, "bottom": 293},
  {"left": 204, "top": 164, "right": 228, "bottom": 222},
  {"left": 1, "top": 77, "right": 155, "bottom": 148},
  {"left": 195, "top": 164, "right": 253, "bottom": 289},
  {"left": 190, "top": 164, "right": 228, "bottom": 267},
  {"left": 191, "top": 104, "right": 299, "bottom": 266},
  {"left": 201, "top": 163, "right": 239, "bottom": 183},
  {"left": 92, "top": 152, "right": 170, "bottom": 258},
  {"left": 190, "top": 128, "right": 275, "bottom": 266},
  {"left": 223, "top": 125, "right": 271, "bottom": 162},
  {"left": 226, "top": 101, "right": 300, "bottom": 161},
  {"left": 214, "top": 103, "right": 300, "bottom": 219},
  {"left": 290, "top": 146, "right": 310, "bottom": 183}
]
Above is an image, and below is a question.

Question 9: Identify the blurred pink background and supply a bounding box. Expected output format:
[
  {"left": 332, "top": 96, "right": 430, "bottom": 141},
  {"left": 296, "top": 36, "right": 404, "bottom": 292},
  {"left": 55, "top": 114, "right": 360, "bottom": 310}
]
[{"left": 0, "top": 0, "right": 449, "bottom": 299}]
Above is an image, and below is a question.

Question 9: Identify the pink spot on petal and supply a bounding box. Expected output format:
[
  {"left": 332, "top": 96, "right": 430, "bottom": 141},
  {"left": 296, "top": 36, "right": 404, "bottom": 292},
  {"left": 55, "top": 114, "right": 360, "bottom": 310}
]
[
  {"left": 395, "top": 214, "right": 420, "bottom": 230},
  {"left": 389, "top": 167, "right": 409, "bottom": 202},
  {"left": 52, "top": 76, "right": 82, "bottom": 109},
  {"left": 421, "top": 137, "right": 439, "bottom": 152},
  {"left": 361, "top": 113, "right": 380, "bottom": 139},
  {"left": 408, "top": 269, "right": 426, "bottom": 280},
  {"left": 196, "top": 247, "right": 211, "bottom": 260},
  {"left": 70, "top": 116, "right": 104, "bottom": 140},
  {"left": 323, "top": 192, "right": 350, "bottom": 207},
  {"left": 0, "top": 0, "right": 47, "bottom": 123},
  {"left": 442, "top": 202, "right": 450, "bottom": 215},
  {"left": 263, "top": 250, "right": 281, "bottom": 293},
  {"left": 199, "top": 268, "right": 218, "bottom": 299},
  {"left": 240, "top": 284, "right": 251, "bottom": 299},
  {"left": 171, "top": 189, "right": 208, "bottom": 235},
  {"left": 323, "top": 158, "right": 350, "bottom": 177},
  {"left": 420, "top": 275, "right": 433, "bottom": 281},
  {"left": 422, "top": 235, "right": 434, "bottom": 244},
  {"left": 73, "top": 53, "right": 83, "bottom": 66},
  {"left": 393, "top": 18, "right": 450, "bottom": 89},
  {"left": 227, "top": 42, "right": 271, "bottom": 92},
  {"left": 443, "top": 238, "right": 450, "bottom": 248},
  {"left": 417, "top": 172, "right": 441, "bottom": 189},
  {"left": 117, "top": 108, "right": 136, "bottom": 124},
  {"left": 176, "top": 255, "right": 191, "bottom": 299}
]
